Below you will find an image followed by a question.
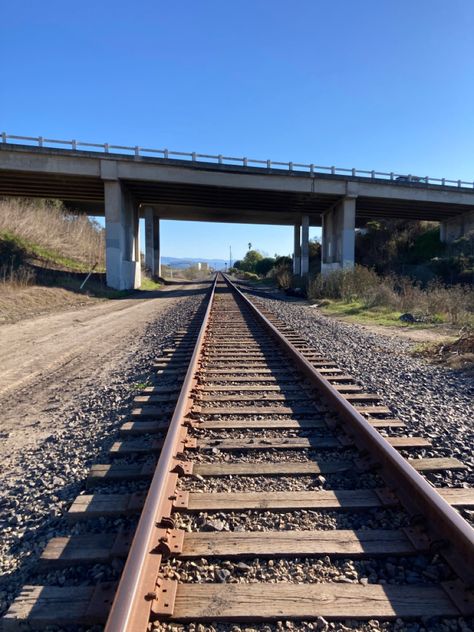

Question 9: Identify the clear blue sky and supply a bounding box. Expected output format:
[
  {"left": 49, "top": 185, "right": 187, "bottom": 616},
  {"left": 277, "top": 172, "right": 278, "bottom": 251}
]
[{"left": 2, "top": 1, "right": 473, "bottom": 260}]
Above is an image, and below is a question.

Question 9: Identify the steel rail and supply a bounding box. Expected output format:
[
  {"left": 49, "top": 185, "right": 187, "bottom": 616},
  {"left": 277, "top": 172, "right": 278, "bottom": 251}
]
[
  {"left": 223, "top": 274, "right": 474, "bottom": 585},
  {"left": 104, "top": 275, "right": 218, "bottom": 632}
]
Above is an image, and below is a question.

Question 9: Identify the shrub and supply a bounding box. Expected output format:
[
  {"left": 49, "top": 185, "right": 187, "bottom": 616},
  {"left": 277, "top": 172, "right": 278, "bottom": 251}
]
[
  {"left": 274, "top": 263, "right": 292, "bottom": 289},
  {"left": 308, "top": 265, "right": 474, "bottom": 326},
  {"left": 241, "top": 271, "right": 259, "bottom": 280},
  {"left": 0, "top": 263, "right": 35, "bottom": 287},
  {"left": 255, "top": 257, "right": 276, "bottom": 276}
]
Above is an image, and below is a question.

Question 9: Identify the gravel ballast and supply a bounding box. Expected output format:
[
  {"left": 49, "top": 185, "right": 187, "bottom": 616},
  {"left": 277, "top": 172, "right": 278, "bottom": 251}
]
[
  {"left": 0, "top": 289, "right": 207, "bottom": 617},
  {"left": 249, "top": 294, "right": 473, "bottom": 482}
]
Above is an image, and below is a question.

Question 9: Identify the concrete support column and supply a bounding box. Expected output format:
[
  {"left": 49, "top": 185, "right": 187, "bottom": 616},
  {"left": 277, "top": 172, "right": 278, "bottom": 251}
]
[
  {"left": 300, "top": 215, "right": 310, "bottom": 276},
  {"left": 292, "top": 224, "right": 301, "bottom": 275},
  {"left": 321, "top": 210, "right": 333, "bottom": 264},
  {"left": 341, "top": 196, "right": 356, "bottom": 268},
  {"left": 439, "top": 222, "right": 447, "bottom": 243},
  {"left": 132, "top": 205, "right": 141, "bottom": 264},
  {"left": 104, "top": 180, "right": 141, "bottom": 290},
  {"left": 144, "top": 206, "right": 161, "bottom": 278},
  {"left": 321, "top": 196, "right": 356, "bottom": 275},
  {"left": 440, "top": 209, "right": 474, "bottom": 243}
]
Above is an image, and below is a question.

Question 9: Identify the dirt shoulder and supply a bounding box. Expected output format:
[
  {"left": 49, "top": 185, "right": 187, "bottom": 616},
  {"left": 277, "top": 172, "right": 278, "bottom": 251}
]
[
  {"left": 319, "top": 313, "right": 459, "bottom": 345},
  {"left": 0, "top": 281, "right": 208, "bottom": 459},
  {"left": 0, "top": 285, "right": 100, "bottom": 324}
]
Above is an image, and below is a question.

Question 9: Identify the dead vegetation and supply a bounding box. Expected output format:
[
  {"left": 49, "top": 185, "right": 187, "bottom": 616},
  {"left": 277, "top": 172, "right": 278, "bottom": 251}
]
[
  {"left": 0, "top": 198, "right": 110, "bottom": 322},
  {"left": 0, "top": 197, "right": 105, "bottom": 273},
  {"left": 308, "top": 265, "right": 474, "bottom": 327},
  {"left": 413, "top": 331, "right": 474, "bottom": 372}
]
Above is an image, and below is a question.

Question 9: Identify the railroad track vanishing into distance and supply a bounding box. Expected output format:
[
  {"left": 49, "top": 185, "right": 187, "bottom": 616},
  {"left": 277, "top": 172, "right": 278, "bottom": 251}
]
[{"left": 4, "top": 274, "right": 474, "bottom": 630}]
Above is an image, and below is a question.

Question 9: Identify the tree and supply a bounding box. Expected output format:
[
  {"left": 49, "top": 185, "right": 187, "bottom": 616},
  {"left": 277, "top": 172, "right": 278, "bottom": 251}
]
[
  {"left": 275, "top": 255, "right": 292, "bottom": 267},
  {"left": 255, "top": 257, "right": 276, "bottom": 276},
  {"left": 239, "top": 249, "right": 263, "bottom": 272},
  {"left": 309, "top": 238, "right": 321, "bottom": 260}
]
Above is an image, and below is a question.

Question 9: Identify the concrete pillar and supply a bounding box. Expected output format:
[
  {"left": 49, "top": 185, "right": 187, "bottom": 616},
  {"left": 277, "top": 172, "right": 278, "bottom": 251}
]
[
  {"left": 292, "top": 224, "right": 301, "bottom": 275},
  {"left": 301, "top": 215, "right": 310, "bottom": 276},
  {"left": 322, "top": 209, "right": 333, "bottom": 264},
  {"left": 144, "top": 206, "right": 161, "bottom": 278},
  {"left": 440, "top": 209, "right": 474, "bottom": 243},
  {"left": 104, "top": 180, "right": 141, "bottom": 290},
  {"left": 341, "top": 196, "right": 356, "bottom": 268},
  {"left": 439, "top": 221, "right": 447, "bottom": 243},
  {"left": 133, "top": 205, "right": 141, "bottom": 264},
  {"left": 321, "top": 197, "right": 356, "bottom": 275}
]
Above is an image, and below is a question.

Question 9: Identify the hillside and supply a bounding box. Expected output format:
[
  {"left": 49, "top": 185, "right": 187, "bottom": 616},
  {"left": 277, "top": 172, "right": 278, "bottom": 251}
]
[
  {"left": 0, "top": 198, "right": 113, "bottom": 323},
  {"left": 355, "top": 219, "right": 474, "bottom": 284}
]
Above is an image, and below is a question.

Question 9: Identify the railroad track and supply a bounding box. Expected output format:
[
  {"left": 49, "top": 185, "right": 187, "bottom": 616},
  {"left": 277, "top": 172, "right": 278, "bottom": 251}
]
[{"left": 4, "top": 274, "right": 474, "bottom": 630}]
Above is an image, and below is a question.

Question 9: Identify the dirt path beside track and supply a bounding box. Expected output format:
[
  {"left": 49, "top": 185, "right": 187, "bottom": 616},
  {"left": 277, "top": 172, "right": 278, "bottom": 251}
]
[{"left": 0, "top": 282, "right": 207, "bottom": 456}]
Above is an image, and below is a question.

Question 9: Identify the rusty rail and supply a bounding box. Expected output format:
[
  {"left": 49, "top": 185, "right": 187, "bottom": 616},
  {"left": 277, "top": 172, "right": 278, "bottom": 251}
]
[
  {"left": 104, "top": 275, "right": 218, "bottom": 632},
  {"left": 223, "top": 274, "right": 474, "bottom": 584},
  {"left": 105, "top": 271, "right": 473, "bottom": 631}
]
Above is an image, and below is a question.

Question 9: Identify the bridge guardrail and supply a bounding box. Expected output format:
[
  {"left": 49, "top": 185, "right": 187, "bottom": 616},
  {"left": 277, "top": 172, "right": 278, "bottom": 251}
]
[{"left": 1, "top": 132, "right": 473, "bottom": 189}]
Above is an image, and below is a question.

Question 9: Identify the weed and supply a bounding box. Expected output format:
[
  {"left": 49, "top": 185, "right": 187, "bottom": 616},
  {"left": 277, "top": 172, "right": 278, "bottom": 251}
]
[
  {"left": 309, "top": 266, "right": 474, "bottom": 327},
  {"left": 132, "top": 381, "right": 153, "bottom": 391}
]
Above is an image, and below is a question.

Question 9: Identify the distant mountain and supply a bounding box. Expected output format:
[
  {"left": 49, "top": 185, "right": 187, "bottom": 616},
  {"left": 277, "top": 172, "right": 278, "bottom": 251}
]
[{"left": 161, "top": 256, "right": 228, "bottom": 270}]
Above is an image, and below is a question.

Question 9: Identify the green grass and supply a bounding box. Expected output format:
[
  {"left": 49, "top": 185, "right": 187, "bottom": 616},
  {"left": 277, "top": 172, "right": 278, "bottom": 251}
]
[
  {"left": 132, "top": 381, "right": 153, "bottom": 391},
  {"left": 140, "top": 277, "right": 161, "bottom": 291},
  {"left": 57, "top": 276, "right": 131, "bottom": 299},
  {"left": 318, "top": 300, "right": 438, "bottom": 328},
  {"left": 0, "top": 231, "right": 129, "bottom": 299},
  {"left": 236, "top": 276, "right": 276, "bottom": 288},
  {"left": 1, "top": 231, "right": 104, "bottom": 273}
]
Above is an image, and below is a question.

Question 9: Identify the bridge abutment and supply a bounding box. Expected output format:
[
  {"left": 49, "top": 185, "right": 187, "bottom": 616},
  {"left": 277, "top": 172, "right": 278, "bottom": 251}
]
[
  {"left": 144, "top": 207, "right": 161, "bottom": 278},
  {"left": 104, "top": 180, "right": 141, "bottom": 290},
  {"left": 440, "top": 209, "right": 474, "bottom": 243},
  {"left": 321, "top": 196, "right": 356, "bottom": 275}
]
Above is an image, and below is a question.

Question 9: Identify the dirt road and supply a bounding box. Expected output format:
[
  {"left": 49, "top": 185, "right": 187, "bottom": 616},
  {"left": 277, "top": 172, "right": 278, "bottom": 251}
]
[{"left": 0, "top": 283, "right": 207, "bottom": 452}]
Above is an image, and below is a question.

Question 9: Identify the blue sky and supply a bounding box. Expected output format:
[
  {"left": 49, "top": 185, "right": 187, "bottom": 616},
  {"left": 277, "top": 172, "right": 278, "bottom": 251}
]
[{"left": 2, "top": 1, "right": 473, "bottom": 260}]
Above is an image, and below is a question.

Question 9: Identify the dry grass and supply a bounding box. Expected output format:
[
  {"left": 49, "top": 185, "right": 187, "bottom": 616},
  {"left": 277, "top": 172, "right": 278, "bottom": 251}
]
[
  {"left": 413, "top": 332, "right": 474, "bottom": 372},
  {"left": 308, "top": 265, "right": 474, "bottom": 327},
  {"left": 0, "top": 197, "right": 105, "bottom": 268},
  {"left": 0, "top": 284, "right": 96, "bottom": 324},
  {"left": 0, "top": 263, "right": 35, "bottom": 287}
]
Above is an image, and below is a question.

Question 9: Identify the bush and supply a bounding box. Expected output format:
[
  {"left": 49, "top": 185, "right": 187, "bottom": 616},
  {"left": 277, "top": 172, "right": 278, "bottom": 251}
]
[
  {"left": 0, "top": 263, "right": 35, "bottom": 287},
  {"left": 241, "top": 271, "right": 259, "bottom": 280},
  {"left": 255, "top": 257, "right": 276, "bottom": 277},
  {"left": 273, "top": 263, "right": 292, "bottom": 289},
  {"left": 308, "top": 265, "right": 474, "bottom": 326}
]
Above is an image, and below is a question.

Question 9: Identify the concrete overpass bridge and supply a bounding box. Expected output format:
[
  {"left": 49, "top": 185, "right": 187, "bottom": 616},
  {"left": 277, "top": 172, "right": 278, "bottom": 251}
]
[{"left": 1, "top": 134, "right": 473, "bottom": 289}]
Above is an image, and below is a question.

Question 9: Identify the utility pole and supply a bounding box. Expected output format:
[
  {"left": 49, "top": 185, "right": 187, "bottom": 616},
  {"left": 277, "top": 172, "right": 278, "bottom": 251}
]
[{"left": 229, "top": 245, "right": 232, "bottom": 269}]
